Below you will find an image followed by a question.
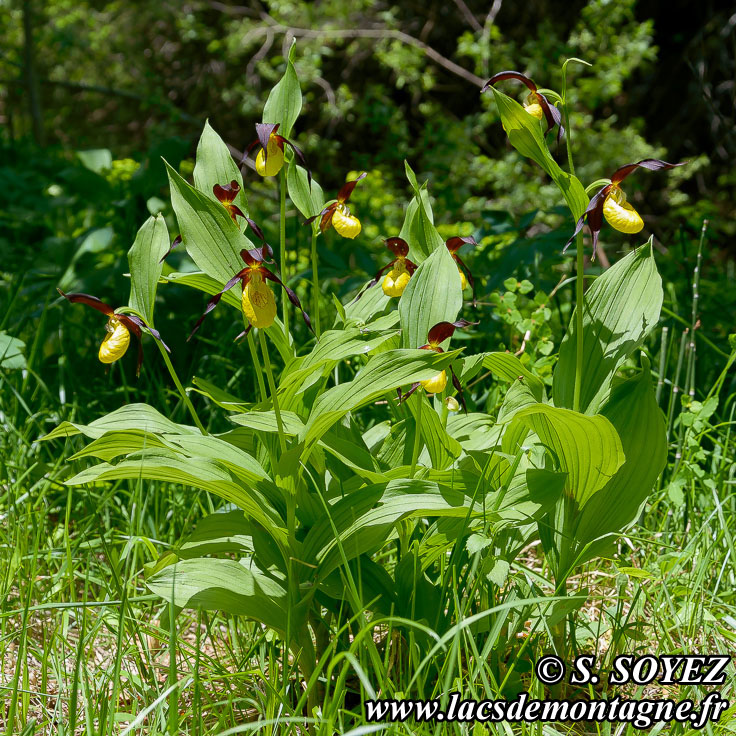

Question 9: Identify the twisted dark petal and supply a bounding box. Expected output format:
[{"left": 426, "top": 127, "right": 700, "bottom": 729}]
[
  {"left": 243, "top": 138, "right": 261, "bottom": 162},
  {"left": 280, "top": 137, "right": 312, "bottom": 187},
  {"left": 337, "top": 172, "right": 367, "bottom": 204},
  {"left": 188, "top": 271, "right": 245, "bottom": 340},
  {"left": 304, "top": 204, "right": 332, "bottom": 227},
  {"left": 385, "top": 237, "right": 410, "bottom": 257},
  {"left": 611, "top": 159, "right": 688, "bottom": 185},
  {"left": 548, "top": 103, "right": 565, "bottom": 142},
  {"left": 353, "top": 260, "right": 396, "bottom": 302},
  {"left": 319, "top": 207, "right": 336, "bottom": 232},
  {"left": 398, "top": 382, "right": 421, "bottom": 404},
  {"left": 535, "top": 93, "right": 557, "bottom": 135},
  {"left": 234, "top": 324, "right": 253, "bottom": 342},
  {"left": 57, "top": 289, "right": 114, "bottom": 317},
  {"left": 123, "top": 314, "right": 171, "bottom": 353},
  {"left": 455, "top": 254, "right": 476, "bottom": 306},
  {"left": 563, "top": 185, "right": 612, "bottom": 255},
  {"left": 159, "top": 235, "right": 183, "bottom": 263},
  {"left": 245, "top": 217, "right": 266, "bottom": 242},
  {"left": 450, "top": 366, "right": 467, "bottom": 414},
  {"left": 261, "top": 268, "right": 314, "bottom": 334},
  {"left": 481, "top": 70, "right": 537, "bottom": 93},
  {"left": 228, "top": 204, "right": 246, "bottom": 221},
  {"left": 405, "top": 259, "right": 418, "bottom": 275}
]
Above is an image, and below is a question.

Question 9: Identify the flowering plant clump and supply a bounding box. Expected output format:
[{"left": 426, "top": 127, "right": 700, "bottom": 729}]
[{"left": 49, "top": 42, "right": 686, "bottom": 715}]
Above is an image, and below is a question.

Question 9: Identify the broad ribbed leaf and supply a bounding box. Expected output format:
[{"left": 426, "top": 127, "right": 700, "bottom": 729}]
[
  {"left": 301, "top": 348, "right": 460, "bottom": 458},
  {"left": 399, "top": 245, "right": 463, "bottom": 349},
  {"left": 193, "top": 121, "right": 247, "bottom": 213},
  {"left": 509, "top": 404, "right": 625, "bottom": 509},
  {"left": 148, "top": 558, "right": 287, "bottom": 631},
  {"left": 66, "top": 450, "right": 286, "bottom": 541},
  {"left": 42, "top": 403, "right": 197, "bottom": 442},
  {"left": 262, "top": 39, "right": 301, "bottom": 138},
  {"left": 489, "top": 88, "right": 587, "bottom": 220},
  {"left": 166, "top": 161, "right": 254, "bottom": 283},
  {"left": 482, "top": 352, "right": 544, "bottom": 402},
  {"left": 575, "top": 357, "right": 666, "bottom": 546},
  {"left": 286, "top": 162, "right": 323, "bottom": 219},
  {"left": 229, "top": 410, "right": 305, "bottom": 436},
  {"left": 553, "top": 240, "right": 663, "bottom": 413},
  {"left": 127, "top": 214, "right": 169, "bottom": 325},
  {"left": 406, "top": 392, "right": 462, "bottom": 470},
  {"left": 400, "top": 162, "right": 444, "bottom": 262},
  {"left": 0, "top": 333, "right": 25, "bottom": 370}
]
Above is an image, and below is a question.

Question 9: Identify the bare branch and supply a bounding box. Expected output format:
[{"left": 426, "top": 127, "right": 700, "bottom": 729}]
[{"left": 452, "top": 0, "right": 482, "bottom": 32}]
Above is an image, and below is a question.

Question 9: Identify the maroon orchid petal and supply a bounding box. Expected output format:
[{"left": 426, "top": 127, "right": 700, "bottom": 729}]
[
  {"left": 398, "top": 382, "right": 421, "bottom": 404},
  {"left": 455, "top": 254, "right": 476, "bottom": 306},
  {"left": 547, "top": 102, "right": 565, "bottom": 141},
  {"left": 255, "top": 123, "right": 280, "bottom": 164},
  {"left": 234, "top": 324, "right": 253, "bottom": 342},
  {"left": 481, "top": 70, "right": 538, "bottom": 94},
  {"left": 445, "top": 236, "right": 477, "bottom": 254},
  {"left": 385, "top": 237, "right": 410, "bottom": 257},
  {"left": 353, "top": 260, "right": 397, "bottom": 302},
  {"left": 405, "top": 259, "right": 418, "bottom": 275},
  {"left": 319, "top": 207, "right": 336, "bottom": 233},
  {"left": 564, "top": 185, "right": 612, "bottom": 257},
  {"left": 159, "top": 235, "right": 183, "bottom": 263},
  {"left": 261, "top": 267, "right": 314, "bottom": 334},
  {"left": 243, "top": 138, "right": 261, "bottom": 162},
  {"left": 535, "top": 93, "right": 558, "bottom": 136},
  {"left": 611, "top": 159, "right": 687, "bottom": 185},
  {"left": 57, "top": 289, "right": 114, "bottom": 317},
  {"left": 337, "top": 172, "right": 367, "bottom": 204},
  {"left": 450, "top": 365, "right": 467, "bottom": 414},
  {"left": 123, "top": 314, "right": 171, "bottom": 354},
  {"left": 213, "top": 181, "right": 240, "bottom": 204},
  {"left": 427, "top": 319, "right": 476, "bottom": 346},
  {"left": 228, "top": 204, "right": 246, "bottom": 221},
  {"left": 277, "top": 136, "right": 312, "bottom": 187},
  {"left": 245, "top": 217, "right": 266, "bottom": 243},
  {"left": 188, "top": 271, "right": 246, "bottom": 340}
]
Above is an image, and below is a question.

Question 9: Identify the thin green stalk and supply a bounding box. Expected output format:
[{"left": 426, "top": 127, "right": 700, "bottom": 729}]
[
  {"left": 410, "top": 390, "right": 423, "bottom": 477},
  {"left": 156, "top": 342, "right": 207, "bottom": 435},
  {"left": 561, "top": 59, "right": 585, "bottom": 413},
  {"left": 310, "top": 226, "right": 321, "bottom": 337},
  {"left": 279, "top": 168, "right": 289, "bottom": 337},
  {"left": 245, "top": 324, "right": 267, "bottom": 402},
  {"left": 258, "top": 328, "right": 286, "bottom": 455},
  {"left": 656, "top": 325, "right": 669, "bottom": 404},
  {"left": 573, "top": 234, "right": 585, "bottom": 413}
]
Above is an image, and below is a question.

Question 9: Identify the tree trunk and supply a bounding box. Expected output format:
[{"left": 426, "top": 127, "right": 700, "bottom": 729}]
[{"left": 22, "top": 0, "right": 44, "bottom": 145}]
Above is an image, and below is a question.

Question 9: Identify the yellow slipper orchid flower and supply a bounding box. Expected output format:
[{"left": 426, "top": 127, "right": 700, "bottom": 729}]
[
  {"left": 244, "top": 123, "right": 310, "bottom": 181},
  {"left": 566, "top": 158, "right": 687, "bottom": 259},
  {"left": 306, "top": 172, "right": 367, "bottom": 240},
  {"left": 58, "top": 290, "right": 169, "bottom": 376}
]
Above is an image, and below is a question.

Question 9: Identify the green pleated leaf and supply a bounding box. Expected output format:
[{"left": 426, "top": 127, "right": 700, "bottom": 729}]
[
  {"left": 509, "top": 404, "right": 625, "bottom": 509},
  {"left": 399, "top": 244, "right": 463, "bottom": 349},
  {"left": 41, "top": 403, "right": 197, "bottom": 442},
  {"left": 482, "top": 352, "right": 544, "bottom": 402},
  {"left": 406, "top": 392, "right": 463, "bottom": 470},
  {"left": 0, "top": 333, "right": 26, "bottom": 371},
  {"left": 65, "top": 449, "right": 287, "bottom": 541},
  {"left": 489, "top": 87, "right": 587, "bottom": 220},
  {"left": 165, "top": 160, "right": 255, "bottom": 283},
  {"left": 553, "top": 240, "right": 663, "bottom": 414},
  {"left": 148, "top": 558, "right": 287, "bottom": 631},
  {"left": 229, "top": 410, "right": 305, "bottom": 436},
  {"left": 301, "top": 348, "right": 460, "bottom": 458},
  {"left": 193, "top": 121, "right": 247, "bottom": 214},
  {"left": 286, "top": 162, "right": 324, "bottom": 220},
  {"left": 262, "top": 39, "right": 302, "bottom": 138},
  {"left": 127, "top": 214, "right": 169, "bottom": 325},
  {"left": 575, "top": 356, "right": 666, "bottom": 548},
  {"left": 400, "top": 161, "right": 445, "bottom": 262}
]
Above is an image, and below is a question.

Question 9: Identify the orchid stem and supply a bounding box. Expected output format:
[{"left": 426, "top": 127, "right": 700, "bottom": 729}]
[
  {"left": 245, "top": 322, "right": 267, "bottom": 402},
  {"left": 561, "top": 60, "right": 585, "bottom": 414},
  {"left": 279, "top": 168, "right": 289, "bottom": 337},
  {"left": 310, "top": 226, "right": 321, "bottom": 338},
  {"left": 410, "top": 391, "right": 423, "bottom": 478},
  {"left": 156, "top": 342, "right": 207, "bottom": 435},
  {"left": 572, "top": 233, "right": 585, "bottom": 413},
  {"left": 259, "top": 328, "right": 287, "bottom": 455}
]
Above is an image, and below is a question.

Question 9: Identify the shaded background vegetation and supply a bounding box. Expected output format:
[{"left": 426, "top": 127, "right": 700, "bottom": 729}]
[{"left": 2, "top": 0, "right": 735, "bottom": 414}]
